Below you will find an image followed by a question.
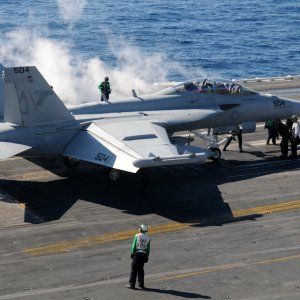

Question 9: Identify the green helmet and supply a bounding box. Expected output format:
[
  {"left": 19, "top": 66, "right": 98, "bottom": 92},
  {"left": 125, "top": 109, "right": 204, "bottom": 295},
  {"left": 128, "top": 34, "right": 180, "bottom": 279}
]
[{"left": 139, "top": 224, "right": 148, "bottom": 233}]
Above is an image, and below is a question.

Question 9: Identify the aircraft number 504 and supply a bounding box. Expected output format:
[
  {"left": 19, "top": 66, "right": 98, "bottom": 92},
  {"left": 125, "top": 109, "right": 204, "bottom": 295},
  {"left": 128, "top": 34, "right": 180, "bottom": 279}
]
[
  {"left": 13, "top": 67, "right": 30, "bottom": 73},
  {"left": 95, "top": 152, "right": 110, "bottom": 162},
  {"left": 273, "top": 100, "right": 285, "bottom": 107}
]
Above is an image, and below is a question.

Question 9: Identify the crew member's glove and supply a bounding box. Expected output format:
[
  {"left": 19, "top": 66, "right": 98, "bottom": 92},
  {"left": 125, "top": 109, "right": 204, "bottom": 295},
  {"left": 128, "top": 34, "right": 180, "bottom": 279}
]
[
  {"left": 144, "top": 255, "right": 149, "bottom": 263},
  {"left": 130, "top": 253, "right": 134, "bottom": 259}
]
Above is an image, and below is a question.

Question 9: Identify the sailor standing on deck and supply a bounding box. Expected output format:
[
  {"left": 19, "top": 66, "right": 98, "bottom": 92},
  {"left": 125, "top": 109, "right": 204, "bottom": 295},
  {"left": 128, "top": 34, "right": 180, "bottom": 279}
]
[
  {"left": 127, "top": 224, "right": 151, "bottom": 290},
  {"left": 290, "top": 115, "right": 300, "bottom": 159},
  {"left": 222, "top": 125, "right": 243, "bottom": 152},
  {"left": 276, "top": 119, "right": 290, "bottom": 159},
  {"left": 98, "top": 76, "right": 111, "bottom": 101}
]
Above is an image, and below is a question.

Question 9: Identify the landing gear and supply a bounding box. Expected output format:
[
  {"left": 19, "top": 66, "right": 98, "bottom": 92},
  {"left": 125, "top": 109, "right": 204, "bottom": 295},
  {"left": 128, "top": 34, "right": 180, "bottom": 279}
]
[
  {"left": 208, "top": 147, "right": 221, "bottom": 161},
  {"left": 191, "top": 130, "right": 225, "bottom": 162},
  {"left": 63, "top": 156, "right": 80, "bottom": 169},
  {"left": 105, "top": 168, "right": 121, "bottom": 182}
]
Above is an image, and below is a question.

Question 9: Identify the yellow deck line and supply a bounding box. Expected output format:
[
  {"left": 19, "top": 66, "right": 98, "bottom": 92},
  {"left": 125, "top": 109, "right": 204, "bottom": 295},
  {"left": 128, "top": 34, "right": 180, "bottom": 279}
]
[
  {"left": 24, "top": 199, "right": 300, "bottom": 256},
  {"left": 1, "top": 253, "right": 300, "bottom": 299},
  {"left": 150, "top": 253, "right": 300, "bottom": 283},
  {"left": 233, "top": 200, "right": 300, "bottom": 217}
]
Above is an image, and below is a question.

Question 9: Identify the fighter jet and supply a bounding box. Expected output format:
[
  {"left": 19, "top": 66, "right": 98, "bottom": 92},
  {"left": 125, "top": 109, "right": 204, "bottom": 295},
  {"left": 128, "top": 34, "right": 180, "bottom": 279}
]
[{"left": 0, "top": 65, "right": 299, "bottom": 181}]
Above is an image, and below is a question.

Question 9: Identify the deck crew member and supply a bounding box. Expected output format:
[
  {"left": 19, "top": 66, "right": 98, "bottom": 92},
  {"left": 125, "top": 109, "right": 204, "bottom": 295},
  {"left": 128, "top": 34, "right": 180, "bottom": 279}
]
[
  {"left": 290, "top": 115, "right": 300, "bottom": 159},
  {"left": 98, "top": 76, "right": 111, "bottom": 101},
  {"left": 222, "top": 125, "right": 243, "bottom": 152},
  {"left": 127, "top": 224, "right": 151, "bottom": 290},
  {"left": 277, "top": 119, "right": 290, "bottom": 159},
  {"left": 264, "top": 120, "right": 278, "bottom": 145}
]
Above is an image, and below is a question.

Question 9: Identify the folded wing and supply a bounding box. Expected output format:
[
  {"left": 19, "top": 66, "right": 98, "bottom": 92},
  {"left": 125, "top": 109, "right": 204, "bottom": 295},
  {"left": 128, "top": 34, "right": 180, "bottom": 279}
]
[{"left": 63, "top": 121, "right": 208, "bottom": 173}]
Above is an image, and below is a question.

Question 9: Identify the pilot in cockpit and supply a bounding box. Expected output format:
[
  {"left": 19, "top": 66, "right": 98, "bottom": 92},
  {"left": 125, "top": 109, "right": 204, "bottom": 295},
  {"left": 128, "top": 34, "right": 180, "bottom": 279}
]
[
  {"left": 200, "top": 79, "right": 215, "bottom": 93},
  {"left": 183, "top": 82, "right": 198, "bottom": 91}
]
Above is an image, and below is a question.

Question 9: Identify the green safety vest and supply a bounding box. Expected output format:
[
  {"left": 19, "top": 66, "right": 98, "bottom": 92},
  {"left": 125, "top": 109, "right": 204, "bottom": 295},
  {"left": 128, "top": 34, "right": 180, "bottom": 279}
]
[
  {"left": 131, "top": 233, "right": 151, "bottom": 256},
  {"left": 98, "top": 81, "right": 111, "bottom": 94}
]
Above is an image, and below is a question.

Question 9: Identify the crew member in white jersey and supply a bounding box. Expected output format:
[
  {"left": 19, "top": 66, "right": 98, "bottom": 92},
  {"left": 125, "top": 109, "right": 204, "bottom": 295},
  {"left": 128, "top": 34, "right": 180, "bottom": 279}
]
[
  {"left": 291, "top": 115, "right": 300, "bottom": 158},
  {"left": 127, "top": 224, "right": 151, "bottom": 290}
]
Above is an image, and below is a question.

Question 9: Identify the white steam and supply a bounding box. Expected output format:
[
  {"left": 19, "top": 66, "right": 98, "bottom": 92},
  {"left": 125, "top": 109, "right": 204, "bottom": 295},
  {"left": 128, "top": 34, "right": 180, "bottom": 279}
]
[
  {"left": 56, "top": 0, "right": 88, "bottom": 28},
  {"left": 0, "top": 28, "right": 206, "bottom": 104}
]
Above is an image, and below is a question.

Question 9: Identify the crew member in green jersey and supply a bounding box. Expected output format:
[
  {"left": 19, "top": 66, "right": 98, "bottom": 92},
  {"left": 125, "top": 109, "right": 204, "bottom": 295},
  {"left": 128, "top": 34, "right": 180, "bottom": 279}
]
[
  {"left": 98, "top": 76, "right": 111, "bottom": 101},
  {"left": 127, "top": 224, "right": 151, "bottom": 290}
]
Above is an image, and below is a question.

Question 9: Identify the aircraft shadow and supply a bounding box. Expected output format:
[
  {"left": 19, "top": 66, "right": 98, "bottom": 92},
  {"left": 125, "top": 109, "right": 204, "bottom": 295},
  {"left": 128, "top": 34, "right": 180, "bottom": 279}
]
[
  {"left": 0, "top": 155, "right": 299, "bottom": 225},
  {"left": 0, "top": 172, "right": 237, "bottom": 225}
]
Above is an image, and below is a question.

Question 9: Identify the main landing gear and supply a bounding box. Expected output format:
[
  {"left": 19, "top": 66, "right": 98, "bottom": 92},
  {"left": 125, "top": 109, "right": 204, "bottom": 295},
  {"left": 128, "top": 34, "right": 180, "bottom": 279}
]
[
  {"left": 105, "top": 168, "right": 121, "bottom": 182},
  {"left": 63, "top": 156, "right": 80, "bottom": 169}
]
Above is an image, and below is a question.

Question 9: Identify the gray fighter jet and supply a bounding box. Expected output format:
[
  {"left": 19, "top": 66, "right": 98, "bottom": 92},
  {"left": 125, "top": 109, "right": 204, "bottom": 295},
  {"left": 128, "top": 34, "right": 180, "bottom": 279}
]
[{"left": 0, "top": 65, "right": 299, "bottom": 181}]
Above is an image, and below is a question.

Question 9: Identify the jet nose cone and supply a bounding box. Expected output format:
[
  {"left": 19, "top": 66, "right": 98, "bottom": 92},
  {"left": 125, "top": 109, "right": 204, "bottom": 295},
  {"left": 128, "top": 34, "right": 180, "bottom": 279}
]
[{"left": 291, "top": 99, "right": 300, "bottom": 115}]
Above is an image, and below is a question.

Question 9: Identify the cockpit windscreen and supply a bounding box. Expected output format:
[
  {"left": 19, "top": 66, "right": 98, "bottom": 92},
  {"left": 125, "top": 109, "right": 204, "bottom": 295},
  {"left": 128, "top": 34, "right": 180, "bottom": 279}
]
[{"left": 157, "top": 79, "right": 257, "bottom": 96}]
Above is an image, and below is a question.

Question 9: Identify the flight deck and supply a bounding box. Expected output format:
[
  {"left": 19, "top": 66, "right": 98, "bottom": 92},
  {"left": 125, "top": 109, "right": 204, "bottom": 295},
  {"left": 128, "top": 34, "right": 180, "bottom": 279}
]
[{"left": 0, "top": 78, "right": 300, "bottom": 299}]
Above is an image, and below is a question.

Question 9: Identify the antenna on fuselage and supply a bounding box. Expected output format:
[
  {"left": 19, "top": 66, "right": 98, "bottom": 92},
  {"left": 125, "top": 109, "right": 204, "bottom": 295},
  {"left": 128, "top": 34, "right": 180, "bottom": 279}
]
[
  {"left": 132, "top": 89, "right": 144, "bottom": 101},
  {"left": 132, "top": 89, "right": 138, "bottom": 98}
]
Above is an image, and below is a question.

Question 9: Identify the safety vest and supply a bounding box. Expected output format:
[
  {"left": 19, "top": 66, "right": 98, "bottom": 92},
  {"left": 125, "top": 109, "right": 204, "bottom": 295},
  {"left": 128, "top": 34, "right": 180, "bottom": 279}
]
[
  {"left": 131, "top": 233, "right": 151, "bottom": 255},
  {"left": 98, "top": 81, "right": 111, "bottom": 94},
  {"left": 292, "top": 121, "right": 300, "bottom": 139}
]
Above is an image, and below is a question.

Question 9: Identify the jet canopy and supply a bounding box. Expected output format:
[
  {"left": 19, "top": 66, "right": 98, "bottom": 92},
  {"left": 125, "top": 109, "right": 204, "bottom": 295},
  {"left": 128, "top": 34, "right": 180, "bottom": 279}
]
[{"left": 157, "top": 78, "right": 257, "bottom": 96}]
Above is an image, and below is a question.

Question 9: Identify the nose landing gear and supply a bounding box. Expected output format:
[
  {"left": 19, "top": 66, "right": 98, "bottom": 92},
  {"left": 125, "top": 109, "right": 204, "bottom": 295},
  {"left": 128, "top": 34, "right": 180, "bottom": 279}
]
[{"left": 208, "top": 147, "right": 221, "bottom": 161}]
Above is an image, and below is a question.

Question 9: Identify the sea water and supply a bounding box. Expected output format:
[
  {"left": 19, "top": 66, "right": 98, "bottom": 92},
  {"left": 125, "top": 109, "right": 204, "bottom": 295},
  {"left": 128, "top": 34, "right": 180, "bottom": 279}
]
[{"left": 0, "top": 0, "right": 299, "bottom": 102}]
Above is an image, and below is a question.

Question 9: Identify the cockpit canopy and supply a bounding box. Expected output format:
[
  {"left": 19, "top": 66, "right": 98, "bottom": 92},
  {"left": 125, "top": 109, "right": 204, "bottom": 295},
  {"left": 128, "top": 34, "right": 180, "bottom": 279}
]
[{"left": 157, "top": 78, "right": 257, "bottom": 96}]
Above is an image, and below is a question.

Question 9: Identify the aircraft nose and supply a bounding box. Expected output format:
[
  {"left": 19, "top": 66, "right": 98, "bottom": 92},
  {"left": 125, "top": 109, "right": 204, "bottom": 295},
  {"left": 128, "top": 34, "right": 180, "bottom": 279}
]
[{"left": 291, "top": 98, "right": 300, "bottom": 115}]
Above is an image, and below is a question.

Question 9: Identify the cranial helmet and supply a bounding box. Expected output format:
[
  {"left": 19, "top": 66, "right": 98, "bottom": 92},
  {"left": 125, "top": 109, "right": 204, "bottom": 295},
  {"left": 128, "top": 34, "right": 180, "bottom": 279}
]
[
  {"left": 291, "top": 115, "right": 298, "bottom": 122},
  {"left": 139, "top": 224, "right": 148, "bottom": 233},
  {"left": 105, "top": 76, "right": 109, "bottom": 81}
]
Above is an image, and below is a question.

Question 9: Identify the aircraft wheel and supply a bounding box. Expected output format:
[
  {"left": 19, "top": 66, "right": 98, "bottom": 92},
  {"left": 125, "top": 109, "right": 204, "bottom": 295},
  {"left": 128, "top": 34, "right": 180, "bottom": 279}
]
[
  {"left": 209, "top": 147, "right": 221, "bottom": 161},
  {"left": 106, "top": 168, "right": 121, "bottom": 182},
  {"left": 63, "top": 156, "right": 80, "bottom": 168}
]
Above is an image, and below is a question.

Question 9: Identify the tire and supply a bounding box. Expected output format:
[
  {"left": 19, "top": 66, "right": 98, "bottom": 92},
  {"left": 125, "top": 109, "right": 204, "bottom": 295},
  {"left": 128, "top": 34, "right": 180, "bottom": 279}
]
[
  {"left": 105, "top": 168, "right": 121, "bottom": 182},
  {"left": 63, "top": 156, "right": 80, "bottom": 168},
  {"left": 209, "top": 147, "right": 221, "bottom": 161}
]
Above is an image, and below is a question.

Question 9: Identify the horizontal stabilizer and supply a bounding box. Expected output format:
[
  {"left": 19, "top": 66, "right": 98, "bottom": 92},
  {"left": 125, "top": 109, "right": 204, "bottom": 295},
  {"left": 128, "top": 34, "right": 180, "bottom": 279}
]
[{"left": 0, "top": 142, "right": 31, "bottom": 159}]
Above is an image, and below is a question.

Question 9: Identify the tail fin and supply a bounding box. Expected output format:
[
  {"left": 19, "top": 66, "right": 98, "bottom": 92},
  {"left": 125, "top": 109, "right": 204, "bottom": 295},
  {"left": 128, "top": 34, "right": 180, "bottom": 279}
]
[
  {"left": 0, "top": 63, "right": 4, "bottom": 118},
  {"left": 3, "top": 66, "right": 74, "bottom": 126}
]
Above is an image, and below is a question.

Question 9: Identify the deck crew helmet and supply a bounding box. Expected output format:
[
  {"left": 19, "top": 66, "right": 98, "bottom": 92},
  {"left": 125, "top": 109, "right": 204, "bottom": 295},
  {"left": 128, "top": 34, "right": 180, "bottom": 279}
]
[
  {"left": 139, "top": 224, "right": 148, "bottom": 233},
  {"left": 104, "top": 76, "right": 109, "bottom": 81},
  {"left": 291, "top": 115, "right": 298, "bottom": 122}
]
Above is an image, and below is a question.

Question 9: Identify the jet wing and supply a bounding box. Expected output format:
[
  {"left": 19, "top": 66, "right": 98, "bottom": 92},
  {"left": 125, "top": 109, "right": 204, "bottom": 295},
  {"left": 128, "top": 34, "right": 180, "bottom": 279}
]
[{"left": 63, "top": 121, "right": 208, "bottom": 173}]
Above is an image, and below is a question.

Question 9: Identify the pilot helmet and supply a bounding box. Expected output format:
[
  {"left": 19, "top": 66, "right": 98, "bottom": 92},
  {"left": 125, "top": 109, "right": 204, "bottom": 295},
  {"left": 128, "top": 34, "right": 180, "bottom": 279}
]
[{"left": 139, "top": 224, "right": 148, "bottom": 233}]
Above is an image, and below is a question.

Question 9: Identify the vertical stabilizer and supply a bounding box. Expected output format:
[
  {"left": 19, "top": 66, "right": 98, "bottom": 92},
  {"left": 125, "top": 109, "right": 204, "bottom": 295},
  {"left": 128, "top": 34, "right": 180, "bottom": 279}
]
[
  {"left": 3, "top": 66, "right": 74, "bottom": 126},
  {"left": 0, "top": 64, "right": 4, "bottom": 118}
]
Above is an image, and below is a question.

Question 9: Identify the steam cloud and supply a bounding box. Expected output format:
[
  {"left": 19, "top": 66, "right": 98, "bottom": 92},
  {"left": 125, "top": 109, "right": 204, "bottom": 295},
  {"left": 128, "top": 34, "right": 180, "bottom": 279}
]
[
  {"left": 0, "top": 28, "right": 205, "bottom": 104},
  {"left": 56, "top": 0, "right": 88, "bottom": 28},
  {"left": 0, "top": 0, "right": 207, "bottom": 106}
]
